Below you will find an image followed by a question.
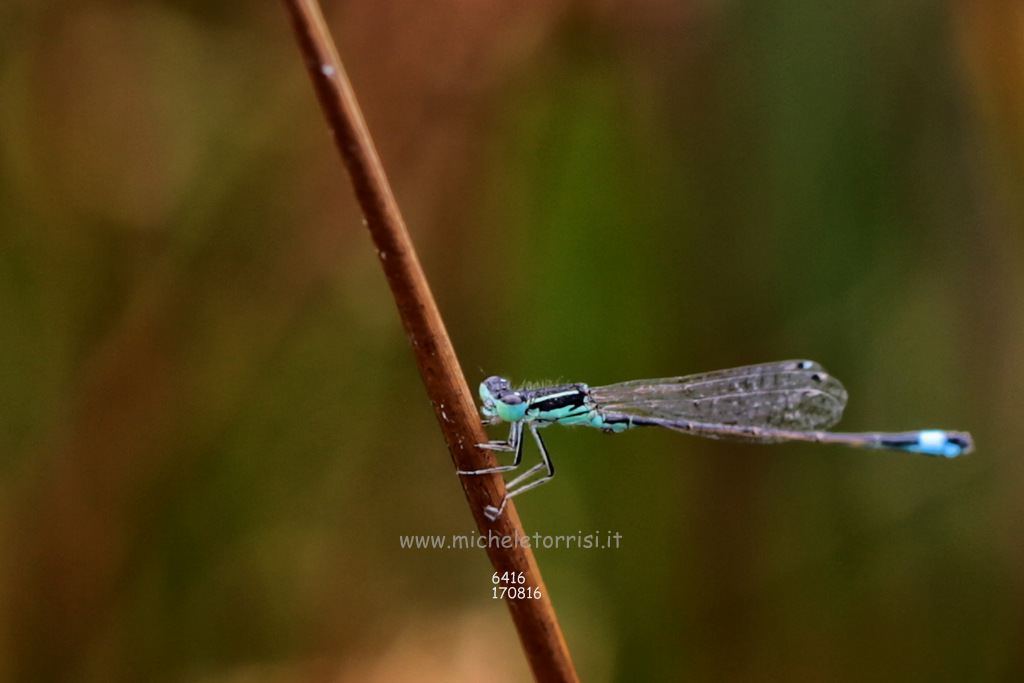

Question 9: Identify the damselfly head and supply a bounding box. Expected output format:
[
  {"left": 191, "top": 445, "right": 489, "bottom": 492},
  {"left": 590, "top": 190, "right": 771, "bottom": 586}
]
[
  {"left": 479, "top": 376, "right": 526, "bottom": 423},
  {"left": 479, "top": 376, "right": 502, "bottom": 422}
]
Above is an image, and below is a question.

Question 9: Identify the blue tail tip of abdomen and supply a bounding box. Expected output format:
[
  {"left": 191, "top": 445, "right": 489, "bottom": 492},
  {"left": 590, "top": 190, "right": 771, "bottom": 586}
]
[{"left": 906, "top": 430, "right": 974, "bottom": 458}]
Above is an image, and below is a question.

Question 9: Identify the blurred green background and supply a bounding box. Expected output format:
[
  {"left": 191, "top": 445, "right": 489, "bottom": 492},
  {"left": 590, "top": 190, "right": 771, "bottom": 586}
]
[{"left": 1, "top": 1, "right": 1021, "bottom": 681}]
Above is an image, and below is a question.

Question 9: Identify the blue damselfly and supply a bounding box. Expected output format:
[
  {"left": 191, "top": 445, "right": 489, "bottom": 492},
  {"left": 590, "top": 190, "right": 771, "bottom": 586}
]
[{"left": 458, "top": 360, "right": 973, "bottom": 520}]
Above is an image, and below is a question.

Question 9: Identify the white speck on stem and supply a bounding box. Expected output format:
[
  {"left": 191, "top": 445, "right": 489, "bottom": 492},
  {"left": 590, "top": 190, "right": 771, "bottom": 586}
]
[{"left": 321, "top": 64, "right": 335, "bottom": 77}]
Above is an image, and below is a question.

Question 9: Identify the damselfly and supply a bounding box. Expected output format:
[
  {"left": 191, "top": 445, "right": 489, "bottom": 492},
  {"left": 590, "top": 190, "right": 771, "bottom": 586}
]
[{"left": 458, "top": 360, "right": 973, "bottom": 521}]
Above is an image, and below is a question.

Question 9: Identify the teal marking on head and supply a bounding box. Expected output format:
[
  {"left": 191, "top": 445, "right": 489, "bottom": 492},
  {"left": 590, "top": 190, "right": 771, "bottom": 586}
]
[{"left": 479, "top": 377, "right": 527, "bottom": 423}]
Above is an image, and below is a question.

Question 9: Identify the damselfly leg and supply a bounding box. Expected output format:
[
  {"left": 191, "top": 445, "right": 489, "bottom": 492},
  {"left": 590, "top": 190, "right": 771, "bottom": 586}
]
[
  {"left": 458, "top": 421, "right": 556, "bottom": 521},
  {"left": 457, "top": 421, "right": 525, "bottom": 475}
]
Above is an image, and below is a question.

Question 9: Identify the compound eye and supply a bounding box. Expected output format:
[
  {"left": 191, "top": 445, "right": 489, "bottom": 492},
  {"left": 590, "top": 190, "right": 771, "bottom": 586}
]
[
  {"left": 501, "top": 392, "right": 523, "bottom": 406},
  {"left": 484, "top": 376, "right": 510, "bottom": 392}
]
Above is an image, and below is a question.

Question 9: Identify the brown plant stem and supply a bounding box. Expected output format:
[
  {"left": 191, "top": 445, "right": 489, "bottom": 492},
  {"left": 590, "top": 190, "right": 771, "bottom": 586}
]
[{"left": 280, "top": 1, "right": 579, "bottom": 680}]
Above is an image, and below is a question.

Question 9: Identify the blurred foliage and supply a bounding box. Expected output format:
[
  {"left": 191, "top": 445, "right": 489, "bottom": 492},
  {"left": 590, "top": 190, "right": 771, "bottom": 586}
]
[{"left": 0, "top": 1, "right": 1022, "bottom": 681}]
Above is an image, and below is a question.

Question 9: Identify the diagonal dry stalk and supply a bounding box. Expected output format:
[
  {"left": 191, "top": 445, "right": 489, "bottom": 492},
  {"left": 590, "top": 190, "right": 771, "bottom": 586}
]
[{"left": 280, "top": 1, "right": 579, "bottom": 680}]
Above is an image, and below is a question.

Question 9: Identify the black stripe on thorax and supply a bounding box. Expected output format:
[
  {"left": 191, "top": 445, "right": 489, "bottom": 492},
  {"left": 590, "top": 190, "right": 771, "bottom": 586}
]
[{"left": 525, "top": 383, "right": 589, "bottom": 413}]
